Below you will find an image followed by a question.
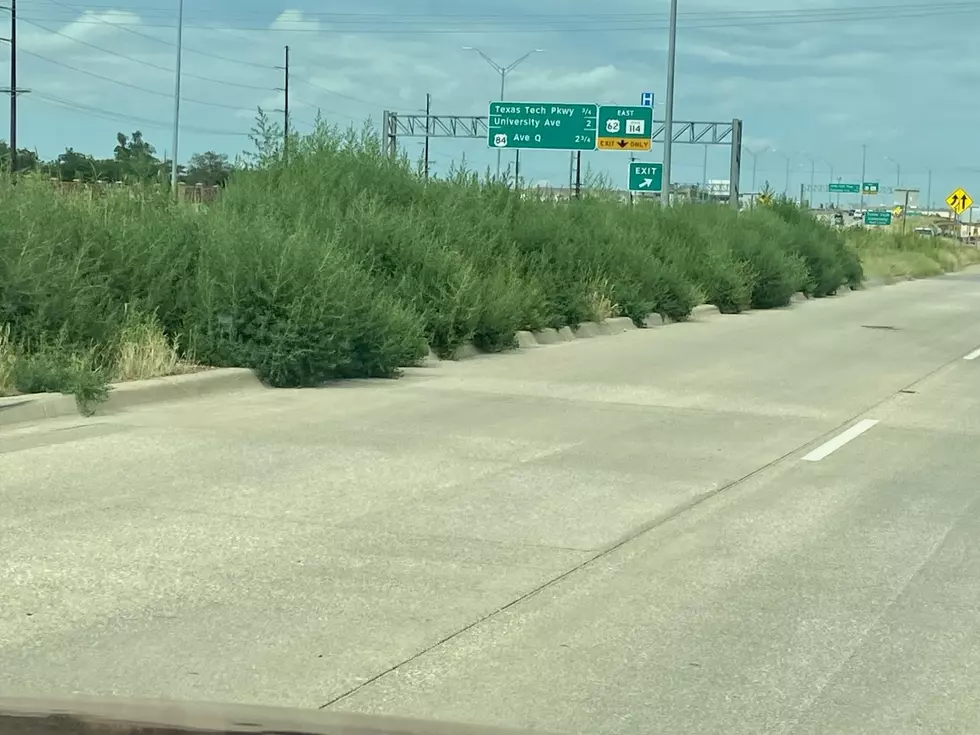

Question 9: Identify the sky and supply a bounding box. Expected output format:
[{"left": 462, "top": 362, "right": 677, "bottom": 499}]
[{"left": 7, "top": 0, "right": 980, "bottom": 212}]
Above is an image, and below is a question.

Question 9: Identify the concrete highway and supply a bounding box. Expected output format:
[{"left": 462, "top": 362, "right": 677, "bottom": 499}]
[{"left": 2, "top": 272, "right": 980, "bottom": 734}]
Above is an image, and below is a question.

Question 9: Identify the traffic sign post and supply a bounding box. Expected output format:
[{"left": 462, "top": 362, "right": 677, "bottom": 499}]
[
  {"left": 628, "top": 161, "right": 663, "bottom": 192},
  {"left": 487, "top": 102, "right": 598, "bottom": 151},
  {"left": 864, "top": 210, "right": 892, "bottom": 226},
  {"left": 946, "top": 187, "right": 973, "bottom": 216},
  {"left": 829, "top": 182, "right": 860, "bottom": 193},
  {"left": 862, "top": 181, "right": 880, "bottom": 196},
  {"left": 597, "top": 105, "right": 653, "bottom": 151}
]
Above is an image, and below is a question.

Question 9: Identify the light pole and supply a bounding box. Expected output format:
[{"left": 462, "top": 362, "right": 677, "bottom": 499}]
[
  {"left": 885, "top": 155, "right": 900, "bottom": 187},
  {"left": 463, "top": 46, "right": 544, "bottom": 180},
  {"left": 771, "top": 149, "right": 791, "bottom": 195},
  {"left": 661, "top": 0, "right": 678, "bottom": 205},
  {"left": 744, "top": 147, "right": 766, "bottom": 191},
  {"left": 859, "top": 143, "right": 867, "bottom": 210},
  {"left": 169, "top": 0, "right": 183, "bottom": 191}
]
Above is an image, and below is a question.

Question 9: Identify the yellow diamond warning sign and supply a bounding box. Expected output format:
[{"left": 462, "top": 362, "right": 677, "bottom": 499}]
[{"left": 597, "top": 137, "right": 651, "bottom": 151}]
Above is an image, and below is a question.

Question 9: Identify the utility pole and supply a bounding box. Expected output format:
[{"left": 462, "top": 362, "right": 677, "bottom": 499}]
[
  {"left": 3, "top": 0, "right": 29, "bottom": 172},
  {"left": 169, "top": 0, "right": 184, "bottom": 191},
  {"left": 9, "top": 0, "right": 16, "bottom": 171},
  {"left": 423, "top": 92, "right": 431, "bottom": 179},
  {"left": 859, "top": 143, "right": 867, "bottom": 210},
  {"left": 927, "top": 169, "right": 932, "bottom": 210},
  {"left": 463, "top": 46, "right": 543, "bottom": 180},
  {"left": 283, "top": 45, "right": 289, "bottom": 160},
  {"left": 661, "top": 0, "right": 678, "bottom": 205}
]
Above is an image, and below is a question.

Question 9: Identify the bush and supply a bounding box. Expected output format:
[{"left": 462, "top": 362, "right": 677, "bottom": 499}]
[{"left": 1, "top": 122, "right": 895, "bottom": 404}]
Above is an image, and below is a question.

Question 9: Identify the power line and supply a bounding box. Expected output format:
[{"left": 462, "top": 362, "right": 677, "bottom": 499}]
[
  {"left": 35, "top": 0, "right": 277, "bottom": 70},
  {"left": 27, "top": 91, "right": 250, "bottom": 136},
  {"left": 21, "top": 1, "right": 980, "bottom": 32},
  {"left": 289, "top": 76, "right": 381, "bottom": 110},
  {"left": 18, "top": 48, "right": 263, "bottom": 112},
  {"left": 18, "top": 18, "right": 276, "bottom": 91},
  {"left": 29, "top": 1, "right": 980, "bottom": 23}
]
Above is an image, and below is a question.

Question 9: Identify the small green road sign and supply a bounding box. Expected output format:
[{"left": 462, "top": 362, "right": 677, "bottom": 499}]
[
  {"left": 864, "top": 210, "right": 892, "bottom": 225},
  {"left": 829, "top": 182, "right": 860, "bottom": 193},
  {"left": 628, "top": 161, "right": 663, "bottom": 192},
  {"left": 597, "top": 105, "right": 653, "bottom": 151},
  {"left": 862, "top": 181, "right": 880, "bottom": 195},
  {"left": 487, "top": 102, "right": 598, "bottom": 151}
]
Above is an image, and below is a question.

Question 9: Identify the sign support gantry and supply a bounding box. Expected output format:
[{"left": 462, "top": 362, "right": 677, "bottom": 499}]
[{"left": 382, "top": 111, "right": 743, "bottom": 209}]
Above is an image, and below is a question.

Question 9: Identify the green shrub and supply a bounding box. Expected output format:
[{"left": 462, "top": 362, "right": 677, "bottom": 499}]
[{"left": 2, "top": 120, "right": 893, "bottom": 401}]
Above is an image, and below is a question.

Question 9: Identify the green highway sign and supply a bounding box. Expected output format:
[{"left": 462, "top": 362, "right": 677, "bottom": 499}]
[
  {"left": 488, "top": 102, "right": 598, "bottom": 151},
  {"left": 829, "top": 182, "right": 860, "bottom": 193},
  {"left": 864, "top": 210, "right": 892, "bottom": 226},
  {"left": 597, "top": 105, "right": 653, "bottom": 151},
  {"left": 862, "top": 181, "right": 880, "bottom": 195},
  {"left": 628, "top": 161, "right": 663, "bottom": 192}
]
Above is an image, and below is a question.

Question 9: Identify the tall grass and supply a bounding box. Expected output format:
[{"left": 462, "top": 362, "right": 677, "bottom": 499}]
[
  {"left": 1, "top": 122, "right": 874, "bottom": 403},
  {"left": 846, "top": 228, "right": 980, "bottom": 280}
]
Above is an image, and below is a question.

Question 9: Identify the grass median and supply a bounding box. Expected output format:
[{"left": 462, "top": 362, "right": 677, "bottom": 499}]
[
  {"left": 0, "top": 123, "right": 892, "bottom": 408},
  {"left": 846, "top": 226, "right": 980, "bottom": 281}
]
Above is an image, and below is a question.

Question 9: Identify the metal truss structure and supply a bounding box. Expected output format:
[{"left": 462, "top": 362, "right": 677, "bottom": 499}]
[{"left": 382, "top": 111, "right": 743, "bottom": 208}]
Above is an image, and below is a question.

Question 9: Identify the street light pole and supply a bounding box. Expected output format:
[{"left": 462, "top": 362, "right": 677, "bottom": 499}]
[
  {"left": 169, "top": 0, "right": 184, "bottom": 191},
  {"left": 885, "top": 155, "right": 900, "bottom": 187},
  {"left": 744, "top": 147, "right": 766, "bottom": 192},
  {"left": 661, "top": 0, "right": 678, "bottom": 205},
  {"left": 859, "top": 143, "right": 867, "bottom": 209},
  {"left": 463, "top": 46, "right": 543, "bottom": 181}
]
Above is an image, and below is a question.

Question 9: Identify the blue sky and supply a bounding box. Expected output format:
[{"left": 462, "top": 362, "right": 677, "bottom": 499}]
[{"left": 8, "top": 0, "right": 980, "bottom": 211}]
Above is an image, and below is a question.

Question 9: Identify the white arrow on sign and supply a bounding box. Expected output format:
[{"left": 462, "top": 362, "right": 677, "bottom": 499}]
[{"left": 640, "top": 178, "right": 653, "bottom": 188}]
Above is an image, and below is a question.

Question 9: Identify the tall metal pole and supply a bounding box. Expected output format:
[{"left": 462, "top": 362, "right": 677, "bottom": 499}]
[
  {"left": 927, "top": 169, "right": 932, "bottom": 210},
  {"left": 283, "top": 45, "right": 290, "bottom": 161},
  {"left": 701, "top": 144, "right": 707, "bottom": 189},
  {"left": 859, "top": 144, "right": 867, "bottom": 209},
  {"left": 828, "top": 165, "right": 834, "bottom": 207},
  {"left": 169, "top": 0, "right": 184, "bottom": 190},
  {"left": 423, "top": 92, "right": 431, "bottom": 179},
  {"left": 885, "top": 155, "right": 900, "bottom": 187},
  {"left": 661, "top": 0, "right": 678, "bottom": 205},
  {"left": 497, "top": 71, "right": 504, "bottom": 179},
  {"left": 9, "top": 0, "right": 16, "bottom": 172},
  {"left": 464, "top": 47, "right": 543, "bottom": 181}
]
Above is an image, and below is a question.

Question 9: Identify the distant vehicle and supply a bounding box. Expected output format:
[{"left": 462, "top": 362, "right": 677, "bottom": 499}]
[
  {"left": 913, "top": 227, "right": 939, "bottom": 237},
  {"left": 833, "top": 212, "right": 844, "bottom": 226},
  {"left": 847, "top": 209, "right": 856, "bottom": 216}
]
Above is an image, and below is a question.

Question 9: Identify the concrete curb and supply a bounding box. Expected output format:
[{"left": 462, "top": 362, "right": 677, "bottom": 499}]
[
  {"left": 598, "top": 316, "right": 637, "bottom": 335},
  {"left": 690, "top": 304, "right": 721, "bottom": 318},
  {"left": 516, "top": 331, "right": 539, "bottom": 348},
  {"left": 0, "top": 392, "right": 79, "bottom": 426},
  {"left": 1, "top": 368, "right": 263, "bottom": 429},
  {"left": 644, "top": 313, "right": 665, "bottom": 327},
  {"left": 532, "top": 328, "right": 563, "bottom": 345},
  {"left": 573, "top": 321, "right": 602, "bottom": 338}
]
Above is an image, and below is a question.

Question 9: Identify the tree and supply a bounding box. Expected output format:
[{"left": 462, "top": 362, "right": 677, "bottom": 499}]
[
  {"left": 113, "top": 130, "right": 165, "bottom": 182},
  {"left": 184, "top": 151, "right": 232, "bottom": 186},
  {"left": 0, "top": 140, "right": 40, "bottom": 172}
]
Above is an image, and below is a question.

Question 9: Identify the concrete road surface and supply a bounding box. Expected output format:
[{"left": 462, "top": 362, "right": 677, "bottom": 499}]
[{"left": 2, "top": 273, "right": 980, "bottom": 734}]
